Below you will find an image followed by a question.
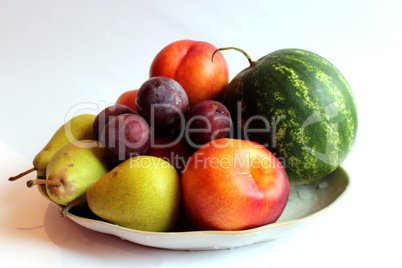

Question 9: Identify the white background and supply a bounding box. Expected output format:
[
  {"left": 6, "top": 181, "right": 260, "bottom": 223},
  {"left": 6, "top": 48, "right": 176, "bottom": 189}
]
[{"left": 1, "top": 0, "right": 401, "bottom": 267}]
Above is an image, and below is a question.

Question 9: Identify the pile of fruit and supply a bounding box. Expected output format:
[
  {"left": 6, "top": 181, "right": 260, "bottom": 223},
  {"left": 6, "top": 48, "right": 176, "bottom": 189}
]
[{"left": 9, "top": 40, "right": 358, "bottom": 232}]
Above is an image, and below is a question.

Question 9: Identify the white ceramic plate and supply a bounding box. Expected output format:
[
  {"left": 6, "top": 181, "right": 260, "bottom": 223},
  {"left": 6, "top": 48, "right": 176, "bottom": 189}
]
[{"left": 38, "top": 167, "right": 349, "bottom": 251}]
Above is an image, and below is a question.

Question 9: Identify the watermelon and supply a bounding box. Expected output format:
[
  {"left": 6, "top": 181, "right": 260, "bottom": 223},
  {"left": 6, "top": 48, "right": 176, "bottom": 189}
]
[{"left": 221, "top": 48, "right": 358, "bottom": 185}]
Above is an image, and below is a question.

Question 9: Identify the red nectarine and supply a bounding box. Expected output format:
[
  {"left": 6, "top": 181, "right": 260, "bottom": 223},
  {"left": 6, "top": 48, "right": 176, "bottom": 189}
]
[
  {"left": 116, "top": 89, "right": 138, "bottom": 114},
  {"left": 149, "top": 40, "right": 229, "bottom": 106},
  {"left": 181, "top": 138, "right": 289, "bottom": 231}
]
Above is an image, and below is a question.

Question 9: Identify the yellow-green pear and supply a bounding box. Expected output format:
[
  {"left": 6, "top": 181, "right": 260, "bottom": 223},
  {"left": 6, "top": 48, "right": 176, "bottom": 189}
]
[
  {"left": 87, "top": 156, "right": 181, "bottom": 232},
  {"left": 33, "top": 114, "right": 97, "bottom": 178},
  {"left": 27, "top": 140, "right": 113, "bottom": 206},
  {"left": 9, "top": 114, "right": 96, "bottom": 181}
]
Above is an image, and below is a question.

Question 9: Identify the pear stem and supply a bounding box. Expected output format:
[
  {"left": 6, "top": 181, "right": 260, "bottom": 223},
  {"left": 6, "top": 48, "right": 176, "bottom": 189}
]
[
  {"left": 212, "top": 47, "right": 255, "bottom": 67},
  {"left": 26, "top": 179, "right": 62, "bottom": 188},
  {"left": 9, "top": 167, "right": 36, "bottom": 181},
  {"left": 60, "top": 196, "right": 88, "bottom": 217}
]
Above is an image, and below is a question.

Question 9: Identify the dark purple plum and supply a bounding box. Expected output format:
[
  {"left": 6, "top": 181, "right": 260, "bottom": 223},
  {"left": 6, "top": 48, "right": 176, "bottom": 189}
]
[
  {"left": 93, "top": 104, "right": 136, "bottom": 140},
  {"left": 101, "top": 114, "right": 151, "bottom": 163},
  {"left": 136, "top": 76, "right": 189, "bottom": 130},
  {"left": 185, "top": 100, "right": 232, "bottom": 149}
]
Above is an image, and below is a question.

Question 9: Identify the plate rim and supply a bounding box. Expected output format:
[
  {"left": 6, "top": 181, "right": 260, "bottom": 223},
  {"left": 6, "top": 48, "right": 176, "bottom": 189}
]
[{"left": 38, "top": 167, "right": 350, "bottom": 237}]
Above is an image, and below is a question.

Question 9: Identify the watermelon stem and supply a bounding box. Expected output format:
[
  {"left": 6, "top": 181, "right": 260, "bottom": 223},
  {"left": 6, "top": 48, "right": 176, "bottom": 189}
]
[{"left": 212, "top": 47, "right": 255, "bottom": 67}]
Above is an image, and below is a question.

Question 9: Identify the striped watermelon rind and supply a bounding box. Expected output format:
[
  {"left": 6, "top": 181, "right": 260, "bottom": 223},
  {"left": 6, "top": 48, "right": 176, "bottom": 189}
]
[{"left": 222, "top": 48, "right": 358, "bottom": 185}]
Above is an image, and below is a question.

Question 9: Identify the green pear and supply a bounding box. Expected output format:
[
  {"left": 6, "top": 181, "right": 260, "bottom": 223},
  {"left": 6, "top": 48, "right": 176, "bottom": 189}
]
[
  {"left": 87, "top": 156, "right": 181, "bottom": 232},
  {"left": 27, "top": 140, "right": 113, "bottom": 206},
  {"left": 33, "top": 114, "right": 97, "bottom": 178},
  {"left": 9, "top": 114, "right": 96, "bottom": 181}
]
